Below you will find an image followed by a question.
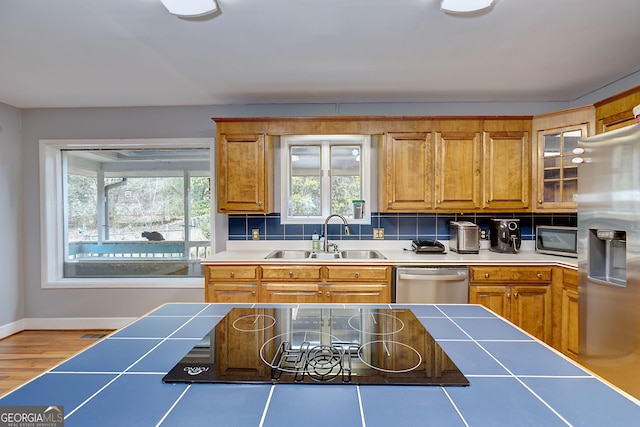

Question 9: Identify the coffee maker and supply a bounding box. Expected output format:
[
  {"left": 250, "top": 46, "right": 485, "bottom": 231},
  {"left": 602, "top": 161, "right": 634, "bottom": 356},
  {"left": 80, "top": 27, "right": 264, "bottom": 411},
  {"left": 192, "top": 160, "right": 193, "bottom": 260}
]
[{"left": 490, "top": 219, "right": 521, "bottom": 254}]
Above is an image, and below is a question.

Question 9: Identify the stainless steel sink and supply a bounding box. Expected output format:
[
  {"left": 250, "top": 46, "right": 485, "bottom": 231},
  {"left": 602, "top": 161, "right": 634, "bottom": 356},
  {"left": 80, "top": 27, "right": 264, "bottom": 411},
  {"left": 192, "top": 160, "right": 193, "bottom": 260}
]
[
  {"left": 264, "top": 250, "right": 311, "bottom": 259},
  {"left": 308, "top": 252, "right": 342, "bottom": 259},
  {"left": 339, "top": 250, "right": 385, "bottom": 259},
  {"left": 265, "top": 249, "right": 385, "bottom": 260}
]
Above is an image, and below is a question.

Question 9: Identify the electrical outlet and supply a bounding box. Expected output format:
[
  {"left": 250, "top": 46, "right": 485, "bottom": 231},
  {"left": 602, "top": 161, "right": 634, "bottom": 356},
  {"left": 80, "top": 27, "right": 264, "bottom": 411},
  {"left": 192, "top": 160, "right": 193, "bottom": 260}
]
[
  {"left": 252, "top": 229, "right": 260, "bottom": 240},
  {"left": 373, "top": 228, "right": 384, "bottom": 240}
]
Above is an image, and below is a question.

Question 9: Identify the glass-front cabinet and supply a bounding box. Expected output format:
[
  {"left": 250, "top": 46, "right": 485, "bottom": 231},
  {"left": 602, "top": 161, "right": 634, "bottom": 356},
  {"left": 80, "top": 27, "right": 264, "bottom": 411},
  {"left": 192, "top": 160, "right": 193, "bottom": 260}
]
[
  {"left": 539, "top": 126, "right": 584, "bottom": 206},
  {"left": 533, "top": 106, "right": 595, "bottom": 212}
]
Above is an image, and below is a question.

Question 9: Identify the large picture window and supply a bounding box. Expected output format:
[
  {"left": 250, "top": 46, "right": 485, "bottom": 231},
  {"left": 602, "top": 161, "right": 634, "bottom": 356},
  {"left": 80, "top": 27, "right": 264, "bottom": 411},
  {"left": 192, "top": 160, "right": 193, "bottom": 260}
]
[
  {"left": 280, "top": 135, "right": 371, "bottom": 224},
  {"left": 40, "top": 139, "right": 212, "bottom": 288}
]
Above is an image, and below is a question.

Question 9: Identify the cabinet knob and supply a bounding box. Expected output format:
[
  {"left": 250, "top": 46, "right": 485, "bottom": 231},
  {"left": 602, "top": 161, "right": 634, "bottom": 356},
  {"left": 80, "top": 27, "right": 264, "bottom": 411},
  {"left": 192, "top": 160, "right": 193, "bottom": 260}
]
[
  {"left": 251, "top": 290, "right": 256, "bottom": 295},
  {"left": 289, "top": 271, "right": 294, "bottom": 277},
  {"left": 388, "top": 200, "right": 392, "bottom": 205},
  {"left": 514, "top": 292, "right": 519, "bottom": 298},
  {"left": 318, "top": 291, "right": 323, "bottom": 296},
  {"left": 538, "top": 199, "right": 543, "bottom": 204},
  {"left": 326, "top": 291, "right": 330, "bottom": 297},
  {"left": 437, "top": 200, "right": 441, "bottom": 204},
  {"left": 536, "top": 273, "right": 542, "bottom": 279},
  {"left": 484, "top": 273, "right": 490, "bottom": 278},
  {"left": 355, "top": 272, "right": 360, "bottom": 278},
  {"left": 257, "top": 201, "right": 262, "bottom": 206},
  {"left": 230, "top": 272, "right": 234, "bottom": 278},
  {"left": 486, "top": 200, "right": 490, "bottom": 203},
  {"left": 507, "top": 292, "right": 511, "bottom": 298}
]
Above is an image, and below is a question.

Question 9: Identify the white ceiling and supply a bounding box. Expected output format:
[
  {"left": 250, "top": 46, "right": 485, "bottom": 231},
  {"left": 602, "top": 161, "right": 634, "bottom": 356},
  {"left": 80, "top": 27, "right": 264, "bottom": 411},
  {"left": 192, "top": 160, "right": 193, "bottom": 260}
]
[{"left": 1, "top": 0, "right": 639, "bottom": 109}]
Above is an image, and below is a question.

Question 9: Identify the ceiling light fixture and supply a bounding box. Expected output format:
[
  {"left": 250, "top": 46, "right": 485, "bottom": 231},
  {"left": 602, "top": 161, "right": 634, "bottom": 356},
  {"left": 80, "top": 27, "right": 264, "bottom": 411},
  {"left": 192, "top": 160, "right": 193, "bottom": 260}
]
[
  {"left": 160, "top": 0, "right": 218, "bottom": 18},
  {"left": 441, "top": 0, "right": 495, "bottom": 14}
]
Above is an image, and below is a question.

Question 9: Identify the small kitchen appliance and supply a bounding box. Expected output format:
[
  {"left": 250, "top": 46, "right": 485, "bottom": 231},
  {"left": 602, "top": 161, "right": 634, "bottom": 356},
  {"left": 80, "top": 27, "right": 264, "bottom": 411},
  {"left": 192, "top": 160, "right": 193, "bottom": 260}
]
[
  {"left": 411, "top": 239, "right": 445, "bottom": 254},
  {"left": 490, "top": 219, "right": 521, "bottom": 254},
  {"left": 535, "top": 225, "right": 578, "bottom": 258},
  {"left": 449, "top": 221, "right": 480, "bottom": 254},
  {"left": 163, "top": 307, "right": 469, "bottom": 386}
]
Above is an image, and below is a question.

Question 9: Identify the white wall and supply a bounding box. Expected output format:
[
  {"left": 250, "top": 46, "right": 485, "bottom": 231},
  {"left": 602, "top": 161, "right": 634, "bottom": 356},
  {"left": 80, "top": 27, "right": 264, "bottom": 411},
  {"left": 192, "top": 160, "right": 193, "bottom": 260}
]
[
  {"left": 0, "top": 102, "right": 23, "bottom": 333},
  {"left": 14, "top": 71, "right": 640, "bottom": 327}
]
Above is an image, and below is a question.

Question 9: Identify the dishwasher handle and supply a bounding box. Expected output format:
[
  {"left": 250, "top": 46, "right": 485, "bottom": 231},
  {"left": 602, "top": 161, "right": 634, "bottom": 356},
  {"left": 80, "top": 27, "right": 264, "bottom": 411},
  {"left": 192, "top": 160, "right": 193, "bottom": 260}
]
[{"left": 397, "top": 271, "right": 468, "bottom": 282}]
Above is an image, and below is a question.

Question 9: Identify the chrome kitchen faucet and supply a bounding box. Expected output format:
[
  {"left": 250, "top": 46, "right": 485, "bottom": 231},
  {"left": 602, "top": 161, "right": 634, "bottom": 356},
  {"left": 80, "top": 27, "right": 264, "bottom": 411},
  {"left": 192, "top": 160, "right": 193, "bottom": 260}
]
[{"left": 323, "top": 214, "right": 350, "bottom": 252}]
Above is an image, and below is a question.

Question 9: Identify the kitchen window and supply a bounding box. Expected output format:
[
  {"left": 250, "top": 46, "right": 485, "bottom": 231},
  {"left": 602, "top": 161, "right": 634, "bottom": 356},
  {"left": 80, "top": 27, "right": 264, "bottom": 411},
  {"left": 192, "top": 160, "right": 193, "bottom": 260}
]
[
  {"left": 39, "top": 138, "right": 212, "bottom": 288},
  {"left": 280, "top": 135, "right": 371, "bottom": 224}
]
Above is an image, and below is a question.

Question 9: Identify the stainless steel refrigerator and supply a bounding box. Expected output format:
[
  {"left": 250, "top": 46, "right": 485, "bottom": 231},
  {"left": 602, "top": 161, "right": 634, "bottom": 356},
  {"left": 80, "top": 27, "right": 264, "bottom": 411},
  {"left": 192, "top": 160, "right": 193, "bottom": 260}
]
[{"left": 577, "top": 123, "right": 640, "bottom": 398}]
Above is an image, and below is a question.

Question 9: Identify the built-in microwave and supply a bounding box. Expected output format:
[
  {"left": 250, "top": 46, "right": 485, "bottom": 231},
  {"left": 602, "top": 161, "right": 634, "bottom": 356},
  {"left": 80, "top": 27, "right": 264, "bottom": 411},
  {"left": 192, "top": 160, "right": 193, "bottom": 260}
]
[{"left": 535, "top": 226, "right": 578, "bottom": 258}]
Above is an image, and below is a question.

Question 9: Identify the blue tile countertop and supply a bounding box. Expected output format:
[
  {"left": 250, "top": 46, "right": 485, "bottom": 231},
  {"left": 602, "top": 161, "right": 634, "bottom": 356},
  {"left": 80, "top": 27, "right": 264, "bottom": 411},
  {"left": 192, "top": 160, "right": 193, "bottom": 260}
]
[{"left": 2, "top": 303, "right": 639, "bottom": 426}]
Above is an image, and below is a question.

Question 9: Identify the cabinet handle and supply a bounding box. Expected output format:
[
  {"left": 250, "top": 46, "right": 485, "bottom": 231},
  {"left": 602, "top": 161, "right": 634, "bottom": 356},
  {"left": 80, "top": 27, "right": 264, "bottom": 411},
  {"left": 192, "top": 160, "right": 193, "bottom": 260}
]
[
  {"left": 326, "top": 291, "right": 330, "bottom": 297},
  {"left": 289, "top": 271, "right": 294, "bottom": 277},
  {"left": 230, "top": 272, "right": 234, "bottom": 278},
  {"left": 388, "top": 200, "right": 392, "bottom": 205},
  {"left": 486, "top": 200, "right": 490, "bottom": 203},
  {"left": 437, "top": 200, "right": 441, "bottom": 204},
  {"left": 536, "top": 273, "right": 542, "bottom": 279},
  {"left": 257, "top": 201, "right": 262, "bottom": 206},
  {"left": 484, "top": 273, "right": 490, "bottom": 278},
  {"left": 251, "top": 290, "right": 256, "bottom": 295},
  {"left": 514, "top": 292, "right": 519, "bottom": 298},
  {"left": 507, "top": 291, "right": 511, "bottom": 298},
  {"left": 355, "top": 272, "right": 360, "bottom": 278},
  {"left": 538, "top": 199, "right": 543, "bottom": 204},
  {"left": 318, "top": 291, "right": 323, "bottom": 296}
]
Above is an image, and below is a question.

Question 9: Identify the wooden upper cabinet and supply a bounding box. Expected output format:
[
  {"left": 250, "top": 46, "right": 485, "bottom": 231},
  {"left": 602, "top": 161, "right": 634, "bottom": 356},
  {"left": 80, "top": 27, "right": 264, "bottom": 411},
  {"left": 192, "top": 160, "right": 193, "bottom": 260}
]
[
  {"left": 594, "top": 85, "right": 640, "bottom": 134},
  {"left": 379, "top": 132, "right": 434, "bottom": 212},
  {"left": 482, "top": 120, "right": 531, "bottom": 210},
  {"left": 532, "top": 106, "right": 595, "bottom": 212},
  {"left": 434, "top": 127, "right": 482, "bottom": 211},
  {"left": 217, "top": 133, "right": 274, "bottom": 213}
]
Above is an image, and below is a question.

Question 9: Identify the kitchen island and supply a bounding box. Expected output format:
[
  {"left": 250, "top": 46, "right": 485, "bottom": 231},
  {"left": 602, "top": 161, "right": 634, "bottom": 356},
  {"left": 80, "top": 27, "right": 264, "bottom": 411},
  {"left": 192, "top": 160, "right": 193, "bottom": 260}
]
[{"left": 1, "top": 303, "right": 638, "bottom": 426}]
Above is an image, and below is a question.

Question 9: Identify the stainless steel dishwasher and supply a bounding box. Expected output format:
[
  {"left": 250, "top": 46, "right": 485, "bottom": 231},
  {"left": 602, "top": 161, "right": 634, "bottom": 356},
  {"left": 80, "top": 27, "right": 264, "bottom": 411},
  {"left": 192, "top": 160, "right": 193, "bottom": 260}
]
[{"left": 394, "top": 266, "right": 469, "bottom": 304}]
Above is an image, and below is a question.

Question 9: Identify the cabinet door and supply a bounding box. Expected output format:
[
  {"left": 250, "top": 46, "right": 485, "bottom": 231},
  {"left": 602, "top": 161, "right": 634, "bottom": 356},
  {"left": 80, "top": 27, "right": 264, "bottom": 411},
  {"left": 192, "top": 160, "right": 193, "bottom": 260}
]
[
  {"left": 511, "top": 285, "right": 551, "bottom": 342},
  {"left": 561, "top": 269, "right": 579, "bottom": 360},
  {"left": 206, "top": 283, "right": 258, "bottom": 303},
  {"left": 260, "top": 283, "right": 321, "bottom": 303},
  {"left": 217, "top": 133, "right": 271, "bottom": 213},
  {"left": 434, "top": 131, "right": 482, "bottom": 210},
  {"left": 325, "top": 284, "right": 389, "bottom": 304},
  {"left": 380, "top": 133, "right": 434, "bottom": 212},
  {"left": 536, "top": 124, "right": 586, "bottom": 210},
  {"left": 482, "top": 130, "right": 530, "bottom": 210},
  {"left": 469, "top": 285, "right": 510, "bottom": 319}
]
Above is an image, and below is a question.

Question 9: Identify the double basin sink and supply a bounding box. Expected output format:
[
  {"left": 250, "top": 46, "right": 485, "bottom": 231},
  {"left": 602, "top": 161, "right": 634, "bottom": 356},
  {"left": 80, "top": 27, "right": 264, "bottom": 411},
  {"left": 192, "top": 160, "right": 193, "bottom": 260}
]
[{"left": 265, "top": 250, "right": 386, "bottom": 260}]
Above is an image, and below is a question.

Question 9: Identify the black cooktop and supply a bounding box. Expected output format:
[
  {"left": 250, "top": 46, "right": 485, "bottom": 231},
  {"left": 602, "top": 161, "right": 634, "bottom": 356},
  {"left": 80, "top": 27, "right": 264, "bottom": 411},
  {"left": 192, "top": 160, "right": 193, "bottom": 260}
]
[{"left": 163, "top": 307, "right": 469, "bottom": 386}]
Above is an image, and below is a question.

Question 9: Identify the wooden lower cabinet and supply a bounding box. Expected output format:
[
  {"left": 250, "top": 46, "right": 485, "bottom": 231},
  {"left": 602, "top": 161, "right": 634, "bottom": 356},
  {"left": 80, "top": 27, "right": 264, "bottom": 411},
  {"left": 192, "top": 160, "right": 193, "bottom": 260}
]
[
  {"left": 469, "top": 266, "right": 553, "bottom": 343},
  {"left": 205, "top": 264, "right": 392, "bottom": 304},
  {"left": 560, "top": 268, "right": 579, "bottom": 360},
  {"left": 205, "top": 265, "right": 259, "bottom": 303}
]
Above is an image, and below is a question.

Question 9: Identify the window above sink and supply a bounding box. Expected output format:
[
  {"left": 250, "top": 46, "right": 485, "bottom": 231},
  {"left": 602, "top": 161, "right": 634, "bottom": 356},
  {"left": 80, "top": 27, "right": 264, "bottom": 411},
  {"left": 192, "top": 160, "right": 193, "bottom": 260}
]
[{"left": 279, "top": 135, "right": 372, "bottom": 225}]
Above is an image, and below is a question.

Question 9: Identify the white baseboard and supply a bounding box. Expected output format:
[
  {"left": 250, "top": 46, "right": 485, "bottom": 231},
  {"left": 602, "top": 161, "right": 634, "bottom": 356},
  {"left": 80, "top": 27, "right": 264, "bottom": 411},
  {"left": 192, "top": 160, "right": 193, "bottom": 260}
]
[
  {"left": 0, "top": 319, "right": 26, "bottom": 340},
  {"left": 0, "top": 317, "right": 135, "bottom": 338}
]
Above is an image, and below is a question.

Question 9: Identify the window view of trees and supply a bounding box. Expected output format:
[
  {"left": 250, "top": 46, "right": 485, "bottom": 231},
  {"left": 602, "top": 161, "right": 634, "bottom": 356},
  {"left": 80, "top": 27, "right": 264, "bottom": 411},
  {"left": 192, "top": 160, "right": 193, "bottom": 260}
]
[
  {"left": 63, "top": 148, "right": 211, "bottom": 278},
  {"left": 285, "top": 137, "right": 366, "bottom": 221}
]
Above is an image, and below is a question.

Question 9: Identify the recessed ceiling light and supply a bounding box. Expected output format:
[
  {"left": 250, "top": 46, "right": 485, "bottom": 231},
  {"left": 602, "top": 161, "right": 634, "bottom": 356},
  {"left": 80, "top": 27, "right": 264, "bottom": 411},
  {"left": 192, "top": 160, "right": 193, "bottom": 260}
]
[
  {"left": 160, "top": 0, "right": 218, "bottom": 18},
  {"left": 441, "top": 0, "right": 495, "bottom": 14}
]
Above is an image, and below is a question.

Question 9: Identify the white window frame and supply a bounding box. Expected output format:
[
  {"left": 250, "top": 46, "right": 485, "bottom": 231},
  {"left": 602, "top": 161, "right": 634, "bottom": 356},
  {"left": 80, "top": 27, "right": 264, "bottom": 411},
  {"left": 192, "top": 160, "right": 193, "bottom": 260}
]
[
  {"left": 39, "top": 138, "right": 213, "bottom": 289},
  {"left": 280, "top": 135, "right": 371, "bottom": 225}
]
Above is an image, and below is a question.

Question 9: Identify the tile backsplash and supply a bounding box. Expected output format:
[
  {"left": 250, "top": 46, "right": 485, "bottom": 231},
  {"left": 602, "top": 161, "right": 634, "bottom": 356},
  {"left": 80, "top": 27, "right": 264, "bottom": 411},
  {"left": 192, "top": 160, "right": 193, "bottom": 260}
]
[{"left": 228, "top": 212, "right": 577, "bottom": 242}]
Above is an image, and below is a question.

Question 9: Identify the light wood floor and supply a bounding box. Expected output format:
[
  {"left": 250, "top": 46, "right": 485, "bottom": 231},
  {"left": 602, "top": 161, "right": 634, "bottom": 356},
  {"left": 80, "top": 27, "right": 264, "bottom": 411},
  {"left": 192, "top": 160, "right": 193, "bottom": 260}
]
[{"left": 0, "top": 330, "right": 113, "bottom": 397}]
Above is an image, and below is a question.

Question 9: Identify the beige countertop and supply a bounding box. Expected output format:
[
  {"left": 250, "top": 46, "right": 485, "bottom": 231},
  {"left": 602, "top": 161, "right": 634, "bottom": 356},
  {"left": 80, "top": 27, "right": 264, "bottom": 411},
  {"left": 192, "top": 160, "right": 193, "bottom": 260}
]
[{"left": 202, "top": 240, "right": 578, "bottom": 269}]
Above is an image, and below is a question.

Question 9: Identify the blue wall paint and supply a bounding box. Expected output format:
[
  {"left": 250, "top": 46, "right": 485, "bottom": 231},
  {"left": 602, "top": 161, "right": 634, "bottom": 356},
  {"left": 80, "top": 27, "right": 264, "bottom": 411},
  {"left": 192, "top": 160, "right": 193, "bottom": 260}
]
[{"left": 228, "top": 212, "right": 577, "bottom": 241}]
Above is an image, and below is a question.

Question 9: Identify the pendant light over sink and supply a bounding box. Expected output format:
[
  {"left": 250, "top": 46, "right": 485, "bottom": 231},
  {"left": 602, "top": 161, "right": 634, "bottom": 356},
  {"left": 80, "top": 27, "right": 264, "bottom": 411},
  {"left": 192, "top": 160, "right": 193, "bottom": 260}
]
[
  {"left": 441, "top": 0, "right": 495, "bottom": 14},
  {"left": 160, "top": 0, "right": 219, "bottom": 18}
]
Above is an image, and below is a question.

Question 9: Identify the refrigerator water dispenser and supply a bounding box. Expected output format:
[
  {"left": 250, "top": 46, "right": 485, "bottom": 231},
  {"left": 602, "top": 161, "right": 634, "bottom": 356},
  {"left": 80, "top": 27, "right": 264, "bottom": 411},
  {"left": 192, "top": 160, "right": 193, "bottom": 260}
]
[{"left": 588, "top": 229, "right": 627, "bottom": 286}]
